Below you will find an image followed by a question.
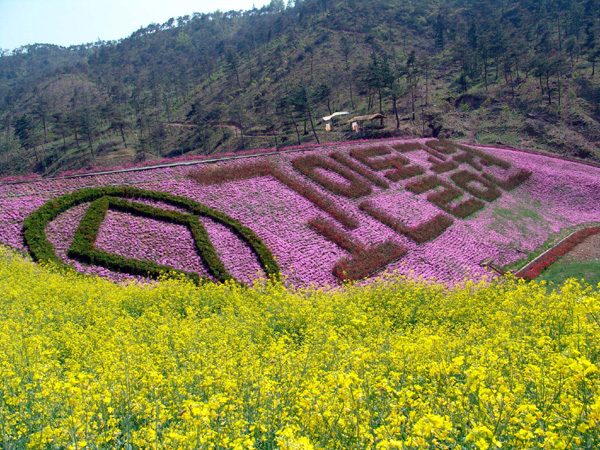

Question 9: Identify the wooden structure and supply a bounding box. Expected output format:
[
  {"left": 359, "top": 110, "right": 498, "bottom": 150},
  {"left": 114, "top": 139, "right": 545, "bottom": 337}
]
[
  {"left": 345, "top": 113, "right": 386, "bottom": 123},
  {"left": 345, "top": 113, "right": 386, "bottom": 130}
]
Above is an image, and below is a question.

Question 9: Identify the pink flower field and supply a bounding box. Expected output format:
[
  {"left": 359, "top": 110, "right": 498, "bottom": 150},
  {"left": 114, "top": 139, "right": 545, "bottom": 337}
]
[{"left": 1, "top": 138, "right": 599, "bottom": 287}]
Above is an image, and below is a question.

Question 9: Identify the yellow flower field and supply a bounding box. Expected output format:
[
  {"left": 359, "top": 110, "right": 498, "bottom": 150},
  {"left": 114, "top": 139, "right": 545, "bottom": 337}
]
[{"left": 0, "top": 246, "right": 599, "bottom": 449}]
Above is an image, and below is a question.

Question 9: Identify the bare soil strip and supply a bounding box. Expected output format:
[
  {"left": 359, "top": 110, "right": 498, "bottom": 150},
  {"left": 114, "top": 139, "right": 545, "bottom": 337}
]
[{"left": 516, "top": 227, "right": 600, "bottom": 279}]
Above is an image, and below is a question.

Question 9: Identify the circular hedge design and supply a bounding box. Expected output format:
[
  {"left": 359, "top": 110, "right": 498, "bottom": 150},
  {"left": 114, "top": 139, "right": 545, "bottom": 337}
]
[{"left": 23, "top": 186, "right": 280, "bottom": 284}]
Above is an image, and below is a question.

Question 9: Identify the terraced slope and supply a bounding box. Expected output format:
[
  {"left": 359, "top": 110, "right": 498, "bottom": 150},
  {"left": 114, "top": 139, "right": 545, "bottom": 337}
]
[{"left": 1, "top": 138, "right": 599, "bottom": 286}]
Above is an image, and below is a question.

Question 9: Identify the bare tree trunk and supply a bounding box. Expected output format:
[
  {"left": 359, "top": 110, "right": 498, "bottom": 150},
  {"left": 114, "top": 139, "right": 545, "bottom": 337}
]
[
  {"left": 74, "top": 129, "right": 81, "bottom": 149},
  {"left": 557, "top": 69, "right": 562, "bottom": 109},
  {"left": 40, "top": 142, "right": 48, "bottom": 160},
  {"left": 484, "top": 55, "right": 489, "bottom": 91},
  {"left": 420, "top": 89, "right": 426, "bottom": 137},
  {"left": 87, "top": 132, "right": 94, "bottom": 157},
  {"left": 495, "top": 56, "right": 499, "bottom": 81},
  {"left": 425, "top": 64, "right": 429, "bottom": 106},
  {"left": 289, "top": 113, "right": 301, "bottom": 145},
  {"left": 42, "top": 117, "right": 47, "bottom": 143},
  {"left": 411, "top": 87, "right": 416, "bottom": 121},
  {"left": 509, "top": 70, "right": 515, "bottom": 100},
  {"left": 557, "top": 15, "right": 563, "bottom": 51},
  {"left": 271, "top": 127, "right": 279, "bottom": 150},
  {"left": 3, "top": 114, "right": 11, "bottom": 144},
  {"left": 379, "top": 90, "right": 384, "bottom": 127},
  {"left": 119, "top": 125, "right": 128, "bottom": 148},
  {"left": 308, "top": 109, "right": 320, "bottom": 144},
  {"left": 342, "top": 53, "right": 355, "bottom": 106}
]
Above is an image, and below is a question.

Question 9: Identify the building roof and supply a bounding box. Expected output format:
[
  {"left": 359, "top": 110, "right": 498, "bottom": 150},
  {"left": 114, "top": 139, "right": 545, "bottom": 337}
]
[
  {"left": 322, "top": 111, "right": 350, "bottom": 121},
  {"left": 345, "top": 113, "right": 386, "bottom": 123}
]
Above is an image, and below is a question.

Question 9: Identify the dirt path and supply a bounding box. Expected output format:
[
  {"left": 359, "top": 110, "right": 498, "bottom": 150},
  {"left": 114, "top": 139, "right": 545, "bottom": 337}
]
[
  {"left": 162, "top": 122, "right": 280, "bottom": 138},
  {"left": 515, "top": 226, "right": 600, "bottom": 279},
  {"left": 161, "top": 122, "right": 245, "bottom": 136},
  {"left": 559, "top": 232, "right": 600, "bottom": 262},
  {"left": 221, "top": 124, "right": 242, "bottom": 135},
  {"left": 159, "top": 121, "right": 197, "bottom": 128}
]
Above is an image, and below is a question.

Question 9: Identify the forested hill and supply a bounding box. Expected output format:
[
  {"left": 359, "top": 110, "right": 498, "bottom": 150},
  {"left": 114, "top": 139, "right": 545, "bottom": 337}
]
[{"left": 1, "top": 0, "right": 600, "bottom": 177}]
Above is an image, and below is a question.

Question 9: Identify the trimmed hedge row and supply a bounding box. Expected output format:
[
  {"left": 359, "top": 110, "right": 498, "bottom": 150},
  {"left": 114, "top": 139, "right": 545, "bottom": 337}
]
[
  {"left": 329, "top": 151, "right": 390, "bottom": 189},
  {"left": 453, "top": 151, "right": 483, "bottom": 171},
  {"left": 384, "top": 155, "right": 425, "bottom": 182},
  {"left": 427, "top": 139, "right": 512, "bottom": 170},
  {"left": 23, "top": 186, "right": 280, "bottom": 284},
  {"left": 350, "top": 146, "right": 424, "bottom": 182},
  {"left": 189, "top": 161, "right": 360, "bottom": 229},
  {"left": 404, "top": 175, "right": 444, "bottom": 195},
  {"left": 390, "top": 142, "right": 426, "bottom": 153},
  {"left": 429, "top": 157, "right": 459, "bottom": 174},
  {"left": 307, "top": 216, "right": 362, "bottom": 255},
  {"left": 68, "top": 196, "right": 233, "bottom": 283},
  {"left": 350, "top": 146, "right": 392, "bottom": 171},
  {"left": 450, "top": 170, "right": 502, "bottom": 202},
  {"left": 456, "top": 142, "right": 512, "bottom": 170},
  {"left": 425, "top": 139, "right": 459, "bottom": 155},
  {"left": 68, "top": 195, "right": 110, "bottom": 261},
  {"left": 448, "top": 140, "right": 533, "bottom": 190},
  {"left": 389, "top": 142, "right": 460, "bottom": 175},
  {"left": 188, "top": 162, "right": 271, "bottom": 185},
  {"left": 307, "top": 216, "right": 407, "bottom": 281},
  {"left": 423, "top": 147, "right": 448, "bottom": 161},
  {"left": 359, "top": 201, "right": 454, "bottom": 244},
  {"left": 332, "top": 240, "right": 406, "bottom": 282},
  {"left": 292, "top": 154, "right": 373, "bottom": 198},
  {"left": 413, "top": 140, "right": 531, "bottom": 191},
  {"left": 483, "top": 168, "right": 533, "bottom": 191},
  {"left": 406, "top": 175, "right": 486, "bottom": 218}
]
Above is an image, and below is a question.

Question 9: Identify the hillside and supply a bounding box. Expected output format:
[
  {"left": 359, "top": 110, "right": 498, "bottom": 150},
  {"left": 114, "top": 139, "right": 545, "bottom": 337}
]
[
  {"left": 1, "top": 0, "right": 600, "bottom": 178},
  {"left": 2, "top": 138, "right": 599, "bottom": 287}
]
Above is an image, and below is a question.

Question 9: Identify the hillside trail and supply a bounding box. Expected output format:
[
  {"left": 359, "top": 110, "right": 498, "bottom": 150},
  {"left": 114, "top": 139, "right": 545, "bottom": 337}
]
[
  {"left": 220, "top": 124, "right": 283, "bottom": 138},
  {"left": 559, "top": 233, "right": 600, "bottom": 262},
  {"left": 161, "top": 121, "right": 277, "bottom": 137},
  {"left": 159, "top": 121, "right": 197, "bottom": 128}
]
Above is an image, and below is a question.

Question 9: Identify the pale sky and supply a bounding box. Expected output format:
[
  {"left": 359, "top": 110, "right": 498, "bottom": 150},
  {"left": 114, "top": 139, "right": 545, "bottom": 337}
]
[{"left": 0, "top": 0, "right": 273, "bottom": 51}]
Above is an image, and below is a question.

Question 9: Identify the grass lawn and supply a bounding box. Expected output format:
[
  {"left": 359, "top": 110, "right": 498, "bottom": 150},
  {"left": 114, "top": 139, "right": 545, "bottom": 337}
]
[{"left": 538, "top": 259, "right": 600, "bottom": 287}]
